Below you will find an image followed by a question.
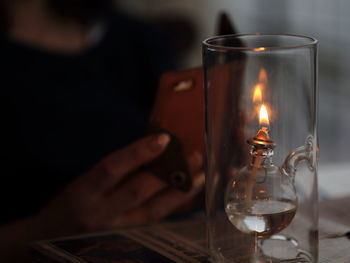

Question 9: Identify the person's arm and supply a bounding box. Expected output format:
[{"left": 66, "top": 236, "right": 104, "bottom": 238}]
[{"left": 0, "top": 134, "right": 204, "bottom": 262}]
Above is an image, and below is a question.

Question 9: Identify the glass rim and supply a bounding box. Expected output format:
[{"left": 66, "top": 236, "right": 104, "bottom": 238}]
[{"left": 203, "top": 33, "right": 318, "bottom": 51}]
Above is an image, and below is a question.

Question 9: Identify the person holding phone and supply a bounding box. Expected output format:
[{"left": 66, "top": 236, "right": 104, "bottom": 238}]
[{"left": 0, "top": 0, "right": 204, "bottom": 262}]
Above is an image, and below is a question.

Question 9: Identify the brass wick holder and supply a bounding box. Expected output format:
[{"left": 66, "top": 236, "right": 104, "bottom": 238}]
[
  {"left": 247, "top": 126, "right": 276, "bottom": 150},
  {"left": 244, "top": 126, "right": 276, "bottom": 208}
]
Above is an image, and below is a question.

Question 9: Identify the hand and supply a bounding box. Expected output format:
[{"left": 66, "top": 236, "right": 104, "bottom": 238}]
[{"left": 34, "top": 134, "right": 204, "bottom": 237}]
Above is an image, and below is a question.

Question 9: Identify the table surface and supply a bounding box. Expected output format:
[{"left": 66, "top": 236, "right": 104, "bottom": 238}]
[
  {"left": 30, "top": 196, "right": 350, "bottom": 263},
  {"left": 319, "top": 196, "right": 350, "bottom": 226}
]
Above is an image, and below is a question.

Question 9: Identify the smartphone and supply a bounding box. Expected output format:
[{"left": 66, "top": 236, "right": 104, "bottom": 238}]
[{"left": 142, "top": 68, "right": 205, "bottom": 192}]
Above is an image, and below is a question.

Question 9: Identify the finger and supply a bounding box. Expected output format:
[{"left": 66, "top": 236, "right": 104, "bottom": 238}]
[
  {"left": 85, "top": 134, "right": 170, "bottom": 191},
  {"left": 113, "top": 172, "right": 205, "bottom": 227},
  {"left": 148, "top": 172, "right": 205, "bottom": 220},
  {"left": 106, "top": 172, "right": 168, "bottom": 215},
  {"left": 187, "top": 151, "right": 203, "bottom": 174}
]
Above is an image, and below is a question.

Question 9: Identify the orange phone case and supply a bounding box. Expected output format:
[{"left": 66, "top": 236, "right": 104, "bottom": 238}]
[{"left": 143, "top": 67, "right": 205, "bottom": 192}]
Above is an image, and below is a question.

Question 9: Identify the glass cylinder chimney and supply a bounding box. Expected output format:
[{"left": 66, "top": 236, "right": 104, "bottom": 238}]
[{"left": 203, "top": 34, "right": 318, "bottom": 263}]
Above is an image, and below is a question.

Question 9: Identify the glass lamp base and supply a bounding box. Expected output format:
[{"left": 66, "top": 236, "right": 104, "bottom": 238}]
[
  {"left": 258, "top": 235, "right": 313, "bottom": 262},
  {"left": 211, "top": 234, "right": 314, "bottom": 263}
]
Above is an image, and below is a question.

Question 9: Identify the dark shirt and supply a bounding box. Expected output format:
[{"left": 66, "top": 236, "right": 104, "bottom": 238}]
[{"left": 0, "top": 13, "right": 174, "bottom": 224}]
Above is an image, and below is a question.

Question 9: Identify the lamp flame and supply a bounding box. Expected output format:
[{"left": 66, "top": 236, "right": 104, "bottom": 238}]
[{"left": 259, "top": 104, "right": 269, "bottom": 126}]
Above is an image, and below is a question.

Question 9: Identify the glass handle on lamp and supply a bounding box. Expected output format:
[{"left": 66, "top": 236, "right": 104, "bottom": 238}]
[{"left": 282, "top": 135, "right": 315, "bottom": 183}]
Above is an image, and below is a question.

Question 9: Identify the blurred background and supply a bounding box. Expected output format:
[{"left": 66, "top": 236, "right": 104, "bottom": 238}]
[{"left": 117, "top": 0, "right": 350, "bottom": 199}]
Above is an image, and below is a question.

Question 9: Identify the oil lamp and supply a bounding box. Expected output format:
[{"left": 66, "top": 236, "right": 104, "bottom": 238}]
[
  {"left": 203, "top": 34, "right": 318, "bottom": 263},
  {"left": 225, "top": 104, "right": 298, "bottom": 240}
]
